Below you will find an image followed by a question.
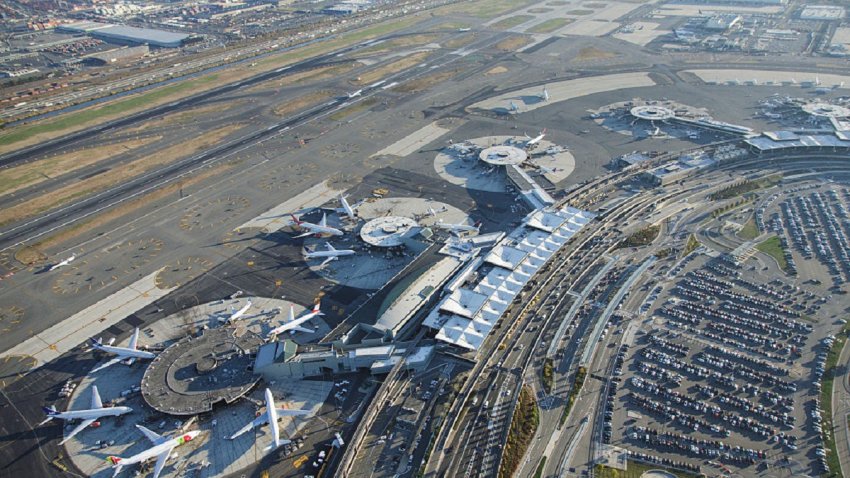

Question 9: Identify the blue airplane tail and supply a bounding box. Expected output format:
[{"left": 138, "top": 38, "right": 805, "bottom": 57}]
[{"left": 42, "top": 406, "right": 57, "bottom": 415}]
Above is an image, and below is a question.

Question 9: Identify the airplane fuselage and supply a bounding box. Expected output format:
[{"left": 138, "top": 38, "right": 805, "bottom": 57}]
[
  {"left": 51, "top": 407, "right": 131, "bottom": 421},
  {"left": 305, "top": 250, "right": 355, "bottom": 259},
  {"left": 94, "top": 343, "right": 156, "bottom": 360},
  {"left": 114, "top": 431, "right": 200, "bottom": 467}
]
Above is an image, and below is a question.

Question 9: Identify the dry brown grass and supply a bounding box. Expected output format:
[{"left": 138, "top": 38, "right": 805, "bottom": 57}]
[
  {"left": 353, "top": 51, "right": 432, "bottom": 86},
  {"left": 273, "top": 90, "right": 335, "bottom": 116},
  {"left": 443, "top": 33, "right": 476, "bottom": 49},
  {"left": 485, "top": 66, "right": 509, "bottom": 76},
  {"left": 494, "top": 35, "right": 533, "bottom": 52},
  {"left": 354, "top": 34, "right": 440, "bottom": 56},
  {"left": 0, "top": 16, "right": 422, "bottom": 156},
  {"left": 123, "top": 103, "right": 241, "bottom": 134},
  {"left": 0, "top": 136, "right": 162, "bottom": 197},
  {"left": 391, "top": 68, "right": 460, "bottom": 93},
  {"left": 28, "top": 162, "right": 236, "bottom": 258},
  {"left": 0, "top": 124, "right": 243, "bottom": 228},
  {"left": 574, "top": 46, "right": 619, "bottom": 61},
  {"left": 243, "top": 63, "right": 356, "bottom": 94}
]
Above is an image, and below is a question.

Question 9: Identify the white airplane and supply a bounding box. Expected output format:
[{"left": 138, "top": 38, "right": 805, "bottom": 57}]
[
  {"left": 435, "top": 219, "right": 481, "bottom": 236},
  {"left": 90, "top": 328, "right": 156, "bottom": 373},
  {"left": 107, "top": 425, "right": 201, "bottom": 478},
  {"left": 228, "top": 388, "right": 311, "bottom": 450},
  {"left": 347, "top": 89, "right": 362, "bottom": 98},
  {"left": 49, "top": 254, "right": 76, "bottom": 271},
  {"left": 508, "top": 100, "right": 520, "bottom": 113},
  {"left": 305, "top": 243, "right": 355, "bottom": 267},
  {"left": 334, "top": 432, "right": 345, "bottom": 448},
  {"left": 267, "top": 303, "right": 323, "bottom": 337},
  {"left": 539, "top": 86, "right": 549, "bottom": 102},
  {"left": 218, "top": 300, "right": 253, "bottom": 324},
  {"left": 325, "top": 195, "right": 361, "bottom": 221},
  {"left": 289, "top": 213, "right": 344, "bottom": 238},
  {"left": 524, "top": 128, "right": 547, "bottom": 148},
  {"left": 41, "top": 386, "right": 132, "bottom": 445}
]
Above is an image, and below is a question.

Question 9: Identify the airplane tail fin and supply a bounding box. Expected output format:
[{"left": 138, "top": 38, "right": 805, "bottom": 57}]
[
  {"left": 42, "top": 406, "right": 57, "bottom": 417},
  {"left": 107, "top": 456, "right": 122, "bottom": 465},
  {"left": 90, "top": 337, "right": 102, "bottom": 347},
  {"left": 312, "top": 303, "right": 323, "bottom": 316},
  {"left": 289, "top": 214, "right": 302, "bottom": 225},
  {"left": 474, "top": 221, "right": 482, "bottom": 229}
]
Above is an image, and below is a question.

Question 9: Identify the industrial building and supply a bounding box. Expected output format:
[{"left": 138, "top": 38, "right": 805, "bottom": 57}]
[{"left": 59, "top": 22, "right": 191, "bottom": 48}]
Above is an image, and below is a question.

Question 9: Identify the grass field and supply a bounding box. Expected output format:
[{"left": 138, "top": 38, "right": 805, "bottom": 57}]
[
  {"left": 438, "top": 0, "right": 536, "bottom": 18},
  {"left": 0, "top": 14, "right": 422, "bottom": 154},
  {"left": 499, "top": 385, "right": 539, "bottom": 478},
  {"left": 575, "top": 46, "right": 619, "bottom": 61},
  {"left": 273, "top": 90, "right": 334, "bottom": 117},
  {"left": 683, "top": 233, "right": 701, "bottom": 256},
  {"left": 495, "top": 35, "right": 533, "bottom": 51},
  {"left": 491, "top": 15, "right": 535, "bottom": 30},
  {"left": 528, "top": 18, "right": 574, "bottom": 33},
  {"left": 567, "top": 9, "right": 594, "bottom": 15},
  {"left": 738, "top": 217, "right": 760, "bottom": 240},
  {"left": 756, "top": 236, "right": 788, "bottom": 271},
  {"left": 328, "top": 98, "right": 377, "bottom": 121},
  {"left": 0, "top": 135, "right": 161, "bottom": 197},
  {"left": 0, "top": 75, "right": 219, "bottom": 151},
  {"left": 354, "top": 51, "right": 431, "bottom": 85},
  {"left": 354, "top": 33, "right": 440, "bottom": 55},
  {"left": 0, "top": 123, "right": 241, "bottom": 228}
]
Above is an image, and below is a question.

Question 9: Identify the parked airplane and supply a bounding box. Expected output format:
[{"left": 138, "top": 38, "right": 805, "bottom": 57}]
[
  {"left": 325, "top": 195, "right": 361, "bottom": 221},
  {"left": 508, "top": 100, "right": 520, "bottom": 113},
  {"left": 228, "top": 388, "right": 311, "bottom": 450},
  {"left": 289, "top": 213, "right": 344, "bottom": 238},
  {"left": 524, "top": 128, "right": 547, "bottom": 148},
  {"left": 305, "top": 243, "right": 355, "bottom": 267},
  {"left": 41, "top": 386, "right": 132, "bottom": 445},
  {"left": 347, "top": 89, "right": 362, "bottom": 98},
  {"left": 267, "top": 303, "right": 323, "bottom": 337},
  {"left": 435, "top": 219, "right": 482, "bottom": 236},
  {"left": 539, "top": 86, "right": 549, "bottom": 102},
  {"left": 218, "top": 300, "right": 253, "bottom": 324},
  {"left": 49, "top": 254, "right": 76, "bottom": 271},
  {"left": 90, "top": 328, "right": 156, "bottom": 373},
  {"left": 107, "top": 425, "right": 201, "bottom": 478}
]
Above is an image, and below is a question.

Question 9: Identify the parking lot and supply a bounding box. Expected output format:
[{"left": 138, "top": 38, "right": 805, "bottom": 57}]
[{"left": 607, "top": 232, "right": 846, "bottom": 477}]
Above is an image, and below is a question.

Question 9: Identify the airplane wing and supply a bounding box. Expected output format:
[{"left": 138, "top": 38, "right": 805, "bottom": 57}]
[
  {"left": 91, "top": 356, "right": 123, "bottom": 374},
  {"left": 229, "top": 414, "right": 270, "bottom": 440},
  {"left": 137, "top": 424, "right": 167, "bottom": 445},
  {"left": 91, "top": 385, "right": 103, "bottom": 409},
  {"left": 289, "top": 325, "right": 314, "bottom": 334},
  {"left": 151, "top": 447, "right": 175, "bottom": 478},
  {"left": 320, "top": 257, "right": 336, "bottom": 267},
  {"left": 325, "top": 243, "right": 336, "bottom": 252},
  {"left": 128, "top": 328, "right": 140, "bottom": 350},
  {"left": 293, "top": 230, "right": 314, "bottom": 239},
  {"left": 60, "top": 418, "right": 96, "bottom": 445}
]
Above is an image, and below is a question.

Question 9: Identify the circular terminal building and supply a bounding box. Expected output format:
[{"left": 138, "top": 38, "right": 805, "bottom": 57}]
[
  {"left": 478, "top": 145, "right": 527, "bottom": 166},
  {"left": 630, "top": 105, "right": 676, "bottom": 122},
  {"left": 802, "top": 102, "right": 850, "bottom": 119},
  {"left": 360, "top": 216, "right": 418, "bottom": 248},
  {"left": 141, "top": 327, "right": 264, "bottom": 415}
]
